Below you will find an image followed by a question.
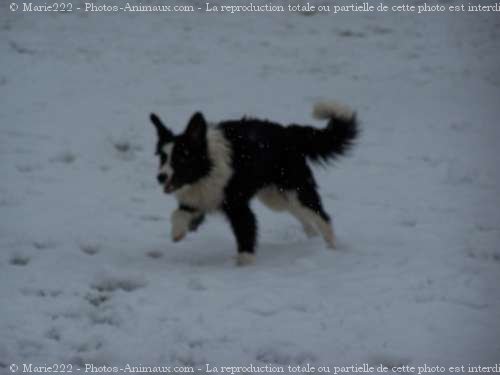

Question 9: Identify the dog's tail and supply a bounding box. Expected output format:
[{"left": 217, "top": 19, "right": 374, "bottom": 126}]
[{"left": 288, "top": 101, "right": 359, "bottom": 164}]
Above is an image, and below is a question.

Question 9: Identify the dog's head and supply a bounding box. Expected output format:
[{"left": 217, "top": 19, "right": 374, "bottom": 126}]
[{"left": 150, "top": 112, "right": 212, "bottom": 194}]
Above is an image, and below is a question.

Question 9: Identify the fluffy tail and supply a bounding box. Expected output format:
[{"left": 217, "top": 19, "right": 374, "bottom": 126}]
[{"left": 288, "top": 101, "right": 359, "bottom": 164}]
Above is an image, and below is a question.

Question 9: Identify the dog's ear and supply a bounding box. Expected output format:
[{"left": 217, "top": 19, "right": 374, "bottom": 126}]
[
  {"left": 184, "top": 112, "right": 207, "bottom": 144},
  {"left": 150, "top": 113, "right": 173, "bottom": 142}
]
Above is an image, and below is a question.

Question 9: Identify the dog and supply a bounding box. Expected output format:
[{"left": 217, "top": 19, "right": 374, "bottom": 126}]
[{"left": 149, "top": 102, "right": 358, "bottom": 265}]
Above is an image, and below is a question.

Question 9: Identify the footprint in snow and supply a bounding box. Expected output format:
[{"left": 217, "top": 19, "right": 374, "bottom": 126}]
[
  {"left": 79, "top": 241, "right": 101, "bottom": 255},
  {"left": 45, "top": 327, "right": 62, "bottom": 342},
  {"left": 369, "top": 25, "right": 394, "bottom": 35},
  {"left": 91, "top": 274, "right": 147, "bottom": 293},
  {"left": 140, "top": 214, "right": 164, "bottom": 222},
  {"left": 10, "top": 253, "right": 30, "bottom": 266},
  {"left": 338, "top": 29, "right": 366, "bottom": 38},
  {"left": 146, "top": 250, "right": 163, "bottom": 259},
  {"left": 112, "top": 139, "right": 143, "bottom": 160},
  {"left": 21, "top": 287, "right": 62, "bottom": 297},
  {"left": 85, "top": 291, "right": 111, "bottom": 307},
  {"left": 33, "top": 239, "right": 58, "bottom": 250},
  {"left": 50, "top": 151, "right": 77, "bottom": 164},
  {"left": 16, "top": 164, "right": 40, "bottom": 173},
  {"left": 397, "top": 216, "right": 417, "bottom": 228},
  {"left": 187, "top": 277, "right": 207, "bottom": 291}
]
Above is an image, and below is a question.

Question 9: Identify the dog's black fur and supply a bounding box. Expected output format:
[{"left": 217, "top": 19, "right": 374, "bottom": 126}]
[{"left": 150, "top": 102, "right": 358, "bottom": 265}]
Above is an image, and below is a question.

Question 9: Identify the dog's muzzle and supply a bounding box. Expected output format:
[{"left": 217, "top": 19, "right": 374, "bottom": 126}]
[{"left": 157, "top": 173, "right": 175, "bottom": 194}]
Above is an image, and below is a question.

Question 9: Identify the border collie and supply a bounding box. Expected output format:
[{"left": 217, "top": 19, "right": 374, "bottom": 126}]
[{"left": 149, "top": 102, "right": 358, "bottom": 265}]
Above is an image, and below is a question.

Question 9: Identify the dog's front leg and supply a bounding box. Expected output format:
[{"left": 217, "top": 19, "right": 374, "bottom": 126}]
[
  {"left": 171, "top": 206, "right": 205, "bottom": 242},
  {"left": 189, "top": 214, "right": 205, "bottom": 232},
  {"left": 171, "top": 209, "right": 193, "bottom": 242},
  {"left": 223, "top": 202, "right": 257, "bottom": 266}
]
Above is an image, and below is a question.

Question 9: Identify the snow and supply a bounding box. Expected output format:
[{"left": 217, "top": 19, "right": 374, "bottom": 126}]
[{"left": 1, "top": 0, "right": 500, "bottom": 372}]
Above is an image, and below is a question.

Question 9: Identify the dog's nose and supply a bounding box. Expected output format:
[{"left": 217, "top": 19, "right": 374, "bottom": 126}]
[{"left": 157, "top": 174, "right": 167, "bottom": 184}]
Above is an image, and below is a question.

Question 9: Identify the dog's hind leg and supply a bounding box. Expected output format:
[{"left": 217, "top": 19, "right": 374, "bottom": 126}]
[
  {"left": 257, "top": 186, "right": 289, "bottom": 211},
  {"left": 289, "top": 187, "right": 335, "bottom": 249},
  {"left": 258, "top": 186, "right": 318, "bottom": 238},
  {"left": 289, "top": 208, "right": 319, "bottom": 238}
]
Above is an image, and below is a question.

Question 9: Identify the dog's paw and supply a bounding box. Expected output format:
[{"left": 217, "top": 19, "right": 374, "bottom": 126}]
[
  {"left": 318, "top": 222, "right": 335, "bottom": 249},
  {"left": 171, "top": 224, "right": 187, "bottom": 242},
  {"left": 302, "top": 223, "right": 319, "bottom": 238},
  {"left": 171, "top": 209, "right": 191, "bottom": 242},
  {"left": 325, "top": 236, "right": 336, "bottom": 249},
  {"left": 172, "top": 231, "right": 186, "bottom": 242},
  {"left": 236, "top": 253, "right": 256, "bottom": 266}
]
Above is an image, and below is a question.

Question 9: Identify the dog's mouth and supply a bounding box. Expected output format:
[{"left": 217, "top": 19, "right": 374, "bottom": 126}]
[{"left": 163, "top": 181, "right": 176, "bottom": 194}]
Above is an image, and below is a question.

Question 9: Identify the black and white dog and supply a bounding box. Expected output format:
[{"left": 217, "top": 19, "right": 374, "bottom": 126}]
[{"left": 150, "top": 102, "right": 358, "bottom": 265}]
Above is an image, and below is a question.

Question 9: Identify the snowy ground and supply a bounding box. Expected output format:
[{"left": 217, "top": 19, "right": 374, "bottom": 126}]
[{"left": 1, "top": 0, "right": 500, "bottom": 372}]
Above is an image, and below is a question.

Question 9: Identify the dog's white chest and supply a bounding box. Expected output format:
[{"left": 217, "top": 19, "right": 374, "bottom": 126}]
[
  {"left": 175, "top": 181, "right": 224, "bottom": 212},
  {"left": 175, "top": 128, "right": 232, "bottom": 212}
]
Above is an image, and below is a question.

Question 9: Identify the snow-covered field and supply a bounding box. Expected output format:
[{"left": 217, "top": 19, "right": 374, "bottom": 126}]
[{"left": 1, "top": 0, "right": 500, "bottom": 371}]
